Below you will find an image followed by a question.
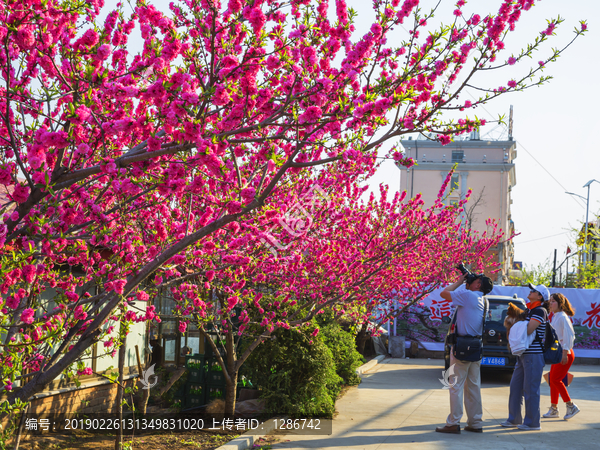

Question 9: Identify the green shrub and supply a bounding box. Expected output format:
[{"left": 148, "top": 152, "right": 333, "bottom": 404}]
[
  {"left": 319, "top": 323, "right": 363, "bottom": 386},
  {"left": 242, "top": 327, "right": 342, "bottom": 418}
]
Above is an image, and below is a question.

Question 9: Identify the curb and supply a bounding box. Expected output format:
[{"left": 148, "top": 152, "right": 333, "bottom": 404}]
[
  {"left": 215, "top": 417, "right": 279, "bottom": 450},
  {"left": 355, "top": 354, "right": 387, "bottom": 376}
]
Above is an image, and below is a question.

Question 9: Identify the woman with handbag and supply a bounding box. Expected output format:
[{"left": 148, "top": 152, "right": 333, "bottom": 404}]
[{"left": 542, "top": 293, "right": 580, "bottom": 420}]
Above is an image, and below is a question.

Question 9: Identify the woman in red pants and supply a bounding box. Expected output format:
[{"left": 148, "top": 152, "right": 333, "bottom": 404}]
[{"left": 543, "top": 293, "right": 579, "bottom": 420}]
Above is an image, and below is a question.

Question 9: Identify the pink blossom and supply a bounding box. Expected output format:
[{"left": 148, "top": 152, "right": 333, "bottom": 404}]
[
  {"left": 81, "top": 29, "right": 99, "bottom": 47},
  {"left": 21, "top": 308, "right": 35, "bottom": 324},
  {"left": 240, "top": 187, "right": 256, "bottom": 202},
  {"left": 178, "top": 321, "right": 187, "bottom": 333},
  {"left": 243, "top": 7, "right": 267, "bottom": 35},
  {"left": 403, "top": 118, "right": 415, "bottom": 130},
  {"left": 97, "top": 44, "right": 111, "bottom": 60},
  {"left": 229, "top": 0, "right": 243, "bottom": 13},
  {"left": 11, "top": 184, "right": 30, "bottom": 204},
  {"left": 77, "top": 367, "right": 93, "bottom": 376},
  {"left": 147, "top": 136, "right": 161, "bottom": 151},
  {"left": 213, "top": 85, "right": 231, "bottom": 106},
  {"left": 22, "top": 265, "right": 36, "bottom": 283},
  {"left": 507, "top": 57, "right": 517, "bottom": 65},
  {"left": 227, "top": 296, "right": 239, "bottom": 310},
  {"left": 0, "top": 166, "right": 12, "bottom": 184},
  {"left": 32, "top": 327, "right": 43, "bottom": 341},
  {"left": 114, "top": 279, "right": 127, "bottom": 294},
  {"left": 299, "top": 106, "right": 323, "bottom": 124},
  {"left": 74, "top": 305, "right": 87, "bottom": 321},
  {"left": 227, "top": 201, "right": 243, "bottom": 214},
  {"left": 6, "top": 297, "right": 19, "bottom": 309},
  {"left": 40, "top": 131, "right": 69, "bottom": 148},
  {"left": 266, "top": 55, "right": 282, "bottom": 71},
  {"left": 16, "top": 27, "right": 35, "bottom": 49},
  {"left": 438, "top": 135, "right": 451, "bottom": 146}
]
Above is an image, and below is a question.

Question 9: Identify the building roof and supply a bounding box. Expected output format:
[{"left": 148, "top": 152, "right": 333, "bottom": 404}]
[
  {"left": 401, "top": 138, "right": 517, "bottom": 150},
  {"left": 0, "top": 184, "right": 15, "bottom": 205}
]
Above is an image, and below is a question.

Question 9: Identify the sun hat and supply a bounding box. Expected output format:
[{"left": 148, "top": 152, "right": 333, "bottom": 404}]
[{"left": 527, "top": 283, "right": 550, "bottom": 301}]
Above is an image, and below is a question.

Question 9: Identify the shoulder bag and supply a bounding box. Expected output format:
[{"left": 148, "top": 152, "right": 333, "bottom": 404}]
[{"left": 452, "top": 298, "right": 488, "bottom": 362}]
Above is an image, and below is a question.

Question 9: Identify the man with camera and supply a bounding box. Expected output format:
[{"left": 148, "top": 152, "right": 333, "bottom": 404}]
[{"left": 435, "top": 267, "right": 493, "bottom": 435}]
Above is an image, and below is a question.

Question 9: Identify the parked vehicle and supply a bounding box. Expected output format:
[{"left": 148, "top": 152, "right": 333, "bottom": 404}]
[{"left": 443, "top": 295, "right": 527, "bottom": 370}]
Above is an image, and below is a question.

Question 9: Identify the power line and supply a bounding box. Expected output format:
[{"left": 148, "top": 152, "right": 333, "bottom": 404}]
[
  {"left": 516, "top": 231, "right": 569, "bottom": 245},
  {"left": 464, "top": 92, "right": 586, "bottom": 210},
  {"left": 514, "top": 140, "right": 586, "bottom": 209}
]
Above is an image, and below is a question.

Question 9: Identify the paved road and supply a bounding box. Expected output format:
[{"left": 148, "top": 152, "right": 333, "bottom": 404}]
[{"left": 269, "top": 358, "right": 600, "bottom": 449}]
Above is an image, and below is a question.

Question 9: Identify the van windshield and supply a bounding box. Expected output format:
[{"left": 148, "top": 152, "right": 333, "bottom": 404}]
[{"left": 486, "top": 302, "right": 526, "bottom": 324}]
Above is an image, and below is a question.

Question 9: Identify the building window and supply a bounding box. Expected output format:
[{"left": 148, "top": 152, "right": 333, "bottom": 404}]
[
  {"left": 451, "top": 174, "right": 459, "bottom": 191},
  {"left": 452, "top": 150, "right": 464, "bottom": 163}
]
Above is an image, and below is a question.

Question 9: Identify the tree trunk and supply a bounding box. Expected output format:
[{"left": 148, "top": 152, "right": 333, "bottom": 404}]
[
  {"left": 224, "top": 369, "right": 238, "bottom": 418},
  {"left": 140, "top": 380, "right": 150, "bottom": 415},
  {"left": 223, "top": 328, "right": 237, "bottom": 417},
  {"left": 135, "top": 345, "right": 150, "bottom": 415},
  {"left": 12, "top": 403, "right": 29, "bottom": 450},
  {"left": 115, "top": 327, "right": 126, "bottom": 450},
  {"left": 356, "top": 321, "right": 369, "bottom": 355},
  {"left": 199, "top": 326, "right": 269, "bottom": 418}
]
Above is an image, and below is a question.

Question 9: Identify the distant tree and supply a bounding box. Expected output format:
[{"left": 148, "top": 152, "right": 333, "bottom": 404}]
[
  {"left": 464, "top": 187, "right": 486, "bottom": 235},
  {"left": 509, "top": 260, "right": 553, "bottom": 286}
]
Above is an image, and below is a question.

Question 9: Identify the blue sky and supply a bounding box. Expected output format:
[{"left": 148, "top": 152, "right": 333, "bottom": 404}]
[{"left": 350, "top": 0, "right": 600, "bottom": 270}]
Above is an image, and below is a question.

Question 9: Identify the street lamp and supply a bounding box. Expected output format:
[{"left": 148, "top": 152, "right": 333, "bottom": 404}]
[{"left": 566, "top": 178, "right": 600, "bottom": 265}]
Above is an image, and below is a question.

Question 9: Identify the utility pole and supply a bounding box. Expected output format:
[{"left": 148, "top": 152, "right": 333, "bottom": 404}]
[
  {"left": 583, "top": 179, "right": 599, "bottom": 265},
  {"left": 552, "top": 249, "right": 557, "bottom": 287}
]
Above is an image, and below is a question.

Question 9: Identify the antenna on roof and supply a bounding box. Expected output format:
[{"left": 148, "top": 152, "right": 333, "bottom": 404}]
[{"left": 508, "top": 105, "right": 514, "bottom": 141}]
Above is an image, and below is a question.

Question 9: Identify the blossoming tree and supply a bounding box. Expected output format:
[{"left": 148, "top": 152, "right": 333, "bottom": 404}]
[
  {"left": 165, "top": 170, "right": 504, "bottom": 414},
  {"left": 0, "top": 0, "right": 585, "bottom": 418}
]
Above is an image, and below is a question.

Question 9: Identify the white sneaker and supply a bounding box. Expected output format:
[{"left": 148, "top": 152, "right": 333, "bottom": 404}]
[
  {"left": 517, "top": 424, "right": 541, "bottom": 431},
  {"left": 564, "top": 404, "right": 580, "bottom": 420},
  {"left": 542, "top": 407, "right": 559, "bottom": 418},
  {"left": 500, "top": 421, "right": 518, "bottom": 428}
]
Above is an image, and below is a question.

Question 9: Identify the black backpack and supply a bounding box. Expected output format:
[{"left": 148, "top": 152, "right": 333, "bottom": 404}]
[{"left": 535, "top": 322, "right": 563, "bottom": 365}]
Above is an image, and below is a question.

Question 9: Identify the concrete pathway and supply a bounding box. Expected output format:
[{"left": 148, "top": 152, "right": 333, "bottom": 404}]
[{"left": 269, "top": 358, "right": 600, "bottom": 450}]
